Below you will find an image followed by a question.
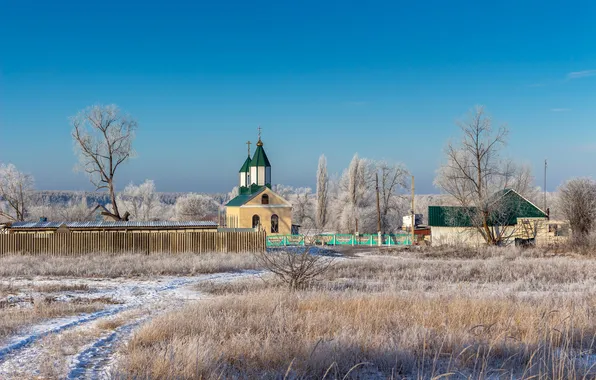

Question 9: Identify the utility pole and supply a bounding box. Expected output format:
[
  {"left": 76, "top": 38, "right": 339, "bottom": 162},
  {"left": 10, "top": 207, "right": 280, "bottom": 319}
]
[
  {"left": 411, "top": 175, "right": 415, "bottom": 246},
  {"left": 375, "top": 172, "right": 382, "bottom": 246},
  {"left": 544, "top": 159, "right": 548, "bottom": 213}
]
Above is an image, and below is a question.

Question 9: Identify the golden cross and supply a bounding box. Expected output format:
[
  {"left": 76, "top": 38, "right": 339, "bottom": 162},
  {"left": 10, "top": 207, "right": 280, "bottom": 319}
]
[{"left": 246, "top": 140, "right": 251, "bottom": 156}]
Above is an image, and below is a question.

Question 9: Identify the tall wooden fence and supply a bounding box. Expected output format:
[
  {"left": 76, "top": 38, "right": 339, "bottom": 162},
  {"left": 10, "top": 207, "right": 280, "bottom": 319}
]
[{"left": 0, "top": 231, "right": 267, "bottom": 256}]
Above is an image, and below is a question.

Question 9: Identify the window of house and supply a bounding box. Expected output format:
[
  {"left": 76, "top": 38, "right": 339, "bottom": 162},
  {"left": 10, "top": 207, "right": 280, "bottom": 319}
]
[
  {"left": 271, "top": 214, "right": 279, "bottom": 233},
  {"left": 252, "top": 215, "right": 260, "bottom": 229},
  {"left": 262, "top": 194, "right": 269, "bottom": 204}
]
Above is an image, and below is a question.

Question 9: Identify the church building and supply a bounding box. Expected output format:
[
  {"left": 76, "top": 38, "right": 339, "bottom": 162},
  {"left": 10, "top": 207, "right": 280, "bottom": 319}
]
[{"left": 225, "top": 133, "right": 293, "bottom": 235}]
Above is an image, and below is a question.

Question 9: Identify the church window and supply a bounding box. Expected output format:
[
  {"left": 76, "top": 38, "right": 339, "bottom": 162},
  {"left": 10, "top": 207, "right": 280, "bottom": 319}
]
[
  {"left": 261, "top": 194, "right": 269, "bottom": 204},
  {"left": 271, "top": 214, "right": 279, "bottom": 233},
  {"left": 252, "top": 215, "right": 260, "bottom": 229}
]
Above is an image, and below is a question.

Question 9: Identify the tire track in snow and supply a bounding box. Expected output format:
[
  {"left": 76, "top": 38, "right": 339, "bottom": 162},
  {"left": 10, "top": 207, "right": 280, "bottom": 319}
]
[
  {"left": 66, "top": 317, "right": 147, "bottom": 379},
  {"left": 0, "top": 270, "right": 261, "bottom": 378}
]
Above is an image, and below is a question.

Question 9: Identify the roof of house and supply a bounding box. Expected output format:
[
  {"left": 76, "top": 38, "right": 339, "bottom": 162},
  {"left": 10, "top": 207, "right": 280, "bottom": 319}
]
[
  {"left": 428, "top": 189, "right": 547, "bottom": 227},
  {"left": 9, "top": 221, "right": 218, "bottom": 230},
  {"left": 226, "top": 186, "right": 267, "bottom": 207},
  {"left": 239, "top": 156, "right": 252, "bottom": 173},
  {"left": 250, "top": 140, "right": 271, "bottom": 167}
]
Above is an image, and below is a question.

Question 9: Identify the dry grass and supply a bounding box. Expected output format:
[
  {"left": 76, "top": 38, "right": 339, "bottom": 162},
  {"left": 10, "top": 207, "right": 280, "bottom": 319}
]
[
  {"left": 0, "top": 252, "right": 260, "bottom": 278},
  {"left": 32, "top": 283, "right": 90, "bottom": 293},
  {"left": 121, "top": 291, "right": 596, "bottom": 379},
  {"left": 118, "top": 247, "right": 596, "bottom": 379},
  {"left": 0, "top": 300, "right": 105, "bottom": 341}
]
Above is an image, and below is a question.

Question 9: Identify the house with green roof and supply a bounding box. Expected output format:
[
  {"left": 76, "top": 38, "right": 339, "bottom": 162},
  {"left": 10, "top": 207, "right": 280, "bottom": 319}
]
[
  {"left": 428, "top": 189, "right": 549, "bottom": 246},
  {"left": 226, "top": 133, "right": 293, "bottom": 235}
]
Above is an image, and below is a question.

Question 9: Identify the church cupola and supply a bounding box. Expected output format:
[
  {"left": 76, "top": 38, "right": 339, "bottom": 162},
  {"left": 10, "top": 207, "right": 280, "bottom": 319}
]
[
  {"left": 250, "top": 129, "right": 271, "bottom": 187},
  {"left": 239, "top": 141, "right": 252, "bottom": 188}
]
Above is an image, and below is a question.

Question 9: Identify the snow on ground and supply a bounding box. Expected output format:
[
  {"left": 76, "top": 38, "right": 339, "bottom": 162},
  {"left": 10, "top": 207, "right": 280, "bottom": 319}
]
[{"left": 0, "top": 270, "right": 262, "bottom": 379}]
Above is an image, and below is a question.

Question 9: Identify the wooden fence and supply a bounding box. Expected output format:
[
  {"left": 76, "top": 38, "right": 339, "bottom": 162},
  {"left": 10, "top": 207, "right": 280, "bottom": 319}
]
[{"left": 0, "top": 231, "right": 267, "bottom": 256}]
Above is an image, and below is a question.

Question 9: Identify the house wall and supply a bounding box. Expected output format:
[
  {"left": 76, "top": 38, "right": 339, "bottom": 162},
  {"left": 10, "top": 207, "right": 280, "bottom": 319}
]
[
  {"left": 430, "top": 226, "right": 486, "bottom": 247},
  {"left": 430, "top": 217, "right": 563, "bottom": 247}
]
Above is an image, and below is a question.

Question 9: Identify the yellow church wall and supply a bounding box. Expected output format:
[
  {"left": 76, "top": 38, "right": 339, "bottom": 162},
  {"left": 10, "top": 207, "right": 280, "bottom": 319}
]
[
  {"left": 225, "top": 207, "right": 241, "bottom": 228},
  {"left": 225, "top": 187, "right": 293, "bottom": 234},
  {"left": 225, "top": 206, "right": 292, "bottom": 234},
  {"left": 245, "top": 188, "right": 289, "bottom": 207},
  {"left": 238, "top": 206, "right": 292, "bottom": 235}
]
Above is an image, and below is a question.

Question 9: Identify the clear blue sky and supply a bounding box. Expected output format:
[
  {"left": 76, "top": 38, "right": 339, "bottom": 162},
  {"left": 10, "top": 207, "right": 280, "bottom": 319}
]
[{"left": 1, "top": 0, "right": 595, "bottom": 194}]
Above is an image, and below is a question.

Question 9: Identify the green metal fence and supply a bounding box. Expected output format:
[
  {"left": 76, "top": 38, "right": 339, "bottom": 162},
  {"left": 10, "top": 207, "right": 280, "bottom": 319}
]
[{"left": 266, "top": 233, "right": 411, "bottom": 247}]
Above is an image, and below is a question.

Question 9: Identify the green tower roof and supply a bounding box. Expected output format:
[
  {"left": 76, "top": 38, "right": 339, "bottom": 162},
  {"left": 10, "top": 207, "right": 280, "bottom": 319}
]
[
  {"left": 239, "top": 156, "right": 252, "bottom": 173},
  {"left": 250, "top": 140, "right": 271, "bottom": 167}
]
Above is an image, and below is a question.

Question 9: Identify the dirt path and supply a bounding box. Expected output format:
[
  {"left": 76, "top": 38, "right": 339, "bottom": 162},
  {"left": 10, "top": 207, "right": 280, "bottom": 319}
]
[{"left": 0, "top": 270, "right": 260, "bottom": 379}]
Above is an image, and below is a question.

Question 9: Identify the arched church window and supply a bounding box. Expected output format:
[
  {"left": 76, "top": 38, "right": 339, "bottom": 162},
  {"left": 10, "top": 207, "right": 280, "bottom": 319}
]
[
  {"left": 252, "top": 215, "right": 260, "bottom": 229},
  {"left": 261, "top": 194, "right": 269, "bottom": 204},
  {"left": 271, "top": 214, "right": 279, "bottom": 233}
]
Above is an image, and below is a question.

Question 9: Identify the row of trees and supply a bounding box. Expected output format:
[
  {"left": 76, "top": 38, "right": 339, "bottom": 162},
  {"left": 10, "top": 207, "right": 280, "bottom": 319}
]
[
  {"left": 0, "top": 172, "right": 222, "bottom": 223},
  {"left": 2, "top": 103, "right": 596, "bottom": 248}
]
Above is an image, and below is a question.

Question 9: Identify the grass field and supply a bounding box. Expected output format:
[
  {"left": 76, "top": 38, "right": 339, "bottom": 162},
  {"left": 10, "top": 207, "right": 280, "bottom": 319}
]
[{"left": 118, "top": 247, "right": 596, "bottom": 379}]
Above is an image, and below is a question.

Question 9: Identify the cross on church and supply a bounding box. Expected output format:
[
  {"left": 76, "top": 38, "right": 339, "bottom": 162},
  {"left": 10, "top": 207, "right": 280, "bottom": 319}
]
[
  {"left": 257, "top": 125, "right": 262, "bottom": 140},
  {"left": 246, "top": 140, "right": 251, "bottom": 156}
]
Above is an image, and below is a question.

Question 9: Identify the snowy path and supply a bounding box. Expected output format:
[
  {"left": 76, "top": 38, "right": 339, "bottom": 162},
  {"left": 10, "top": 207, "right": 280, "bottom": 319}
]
[{"left": 0, "top": 270, "right": 261, "bottom": 379}]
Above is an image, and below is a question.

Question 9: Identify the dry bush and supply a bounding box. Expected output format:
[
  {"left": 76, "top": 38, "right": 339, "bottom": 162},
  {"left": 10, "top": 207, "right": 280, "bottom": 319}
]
[
  {"left": 0, "top": 252, "right": 260, "bottom": 278},
  {"left": 255, "top": 248, "right": 334, "bottom": 290},
  {"left": 120, "top": 291, "right": 596, "bottom": 379}
]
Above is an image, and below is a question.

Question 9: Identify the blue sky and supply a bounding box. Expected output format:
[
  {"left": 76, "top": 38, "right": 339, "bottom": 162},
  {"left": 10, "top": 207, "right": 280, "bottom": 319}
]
[{"left": 1, "top": 0, "right": 596, "bottom": 194}]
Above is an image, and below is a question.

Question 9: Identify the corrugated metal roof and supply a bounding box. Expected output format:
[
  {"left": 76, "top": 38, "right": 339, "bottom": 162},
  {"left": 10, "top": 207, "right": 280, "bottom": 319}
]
[
  {"left": 10, "top": 221, "right": 218, "bottom": 229},
  {"left": 428, "top": 189, "right": 547, "bottom": 227}
]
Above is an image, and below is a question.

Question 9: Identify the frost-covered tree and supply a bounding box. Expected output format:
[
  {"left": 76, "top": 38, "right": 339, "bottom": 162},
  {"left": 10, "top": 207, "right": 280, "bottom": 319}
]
[
  {"left": 292, "top": 187, "right": 315, "bottom": 229},
  {"left": 117, "top": 180, "right": 165, "bottom": 221},
  {"left": 71, "top": 104, "right": 137, "bottom": 221},
  {"left": 175, "top": 194, "right": 219, "bottom": 221},
  {"left": 0, "top": 163, "right": 34, "bottom": 221},
  {"left": 558, "top": 178, "right": 596, "bottom": 247},
  {"left": 272, "top": 184, "right": 295, "bottom": 200},
  {"left": 316, "top": 155, "right": 329, "bottom": 230},
  {"left": 334, "top": 154, "right": 376, "bottom": 233},
  {"left": 29, "top": 196, "right": 94, "bottom": 222}
]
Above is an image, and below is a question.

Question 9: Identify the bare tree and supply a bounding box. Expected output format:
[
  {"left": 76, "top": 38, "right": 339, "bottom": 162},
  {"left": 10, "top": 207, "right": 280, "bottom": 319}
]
[
  {"left": 508, "top": 163, "right": 540, "bottom": 204},
  {"left": 434, "top": 106, "right": 517, "bottom": 245},
  {"left": 558, "top": 178, "right": 596, "bottom": 247},
  {"left": 376, "top": 160, "right": 409, "bottom": 233},
  {"left": 0, "top": 163, "right": 34, "bottom": 221},
  {"left": 175, "top": 193, "right": 219, "bottom": 221},
  {"left": 316, "top": 154, "right": 329, "bottom": 230},
  {"left": 71, "top": 104, "right": 137, "bottom": 221}
]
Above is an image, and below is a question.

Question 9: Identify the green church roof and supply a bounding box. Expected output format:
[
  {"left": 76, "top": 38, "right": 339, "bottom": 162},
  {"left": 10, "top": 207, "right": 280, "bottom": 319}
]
[
  {"left": 226, "top": 186, "right": 267, "bottom": 207},
  {"left": 250, "top": 140, "right": 271, "bottom": 167},
  {"left": 239, "top": 156, "right": 252, "bottom": 173}
]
